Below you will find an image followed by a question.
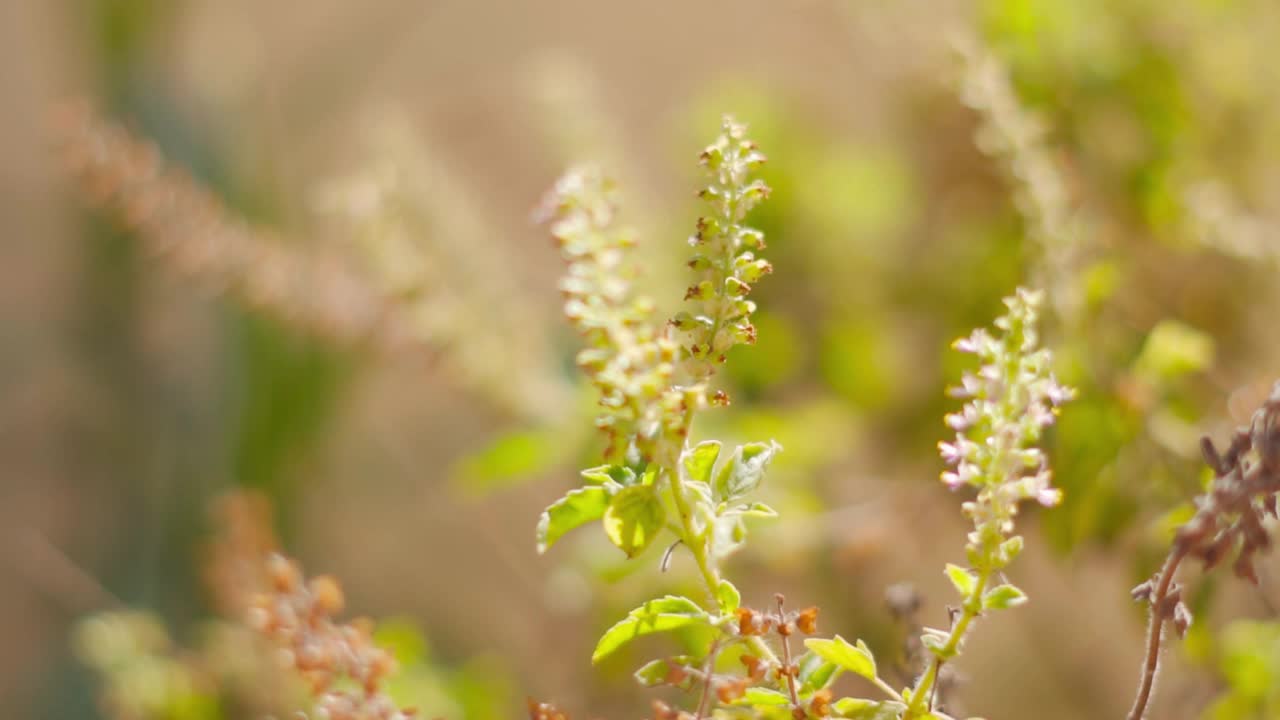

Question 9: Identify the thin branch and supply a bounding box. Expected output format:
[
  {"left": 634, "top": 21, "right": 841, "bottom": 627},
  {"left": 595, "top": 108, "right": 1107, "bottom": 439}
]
[
  {"left": 693, "top": 639, "right": 722, "bottom": 720},
  {"left": 776, "top": 594, "right": 801, "bottom": 711},
  {"left": 1127, "top": 547, "right": 1188, "bottom": 720}
]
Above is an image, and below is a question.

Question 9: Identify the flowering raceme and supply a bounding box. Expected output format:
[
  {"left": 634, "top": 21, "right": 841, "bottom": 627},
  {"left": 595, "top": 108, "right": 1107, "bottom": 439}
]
[
  {"left": 902, "top": 287, "right": 1074, "bottom": 720},
  {"left": 939, "top": 288, "right": 1073, "bottom": 509}
]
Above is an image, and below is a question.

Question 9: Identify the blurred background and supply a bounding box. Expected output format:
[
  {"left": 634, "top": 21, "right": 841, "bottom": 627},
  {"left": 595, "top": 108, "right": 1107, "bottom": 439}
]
[{"left": 6, "top": 0, "right": 1280, "bottom": 718}]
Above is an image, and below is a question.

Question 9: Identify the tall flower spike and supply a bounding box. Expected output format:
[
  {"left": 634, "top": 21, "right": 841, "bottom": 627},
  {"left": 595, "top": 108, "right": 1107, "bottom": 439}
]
[
  {"left": 538, "top": 168, "right": 690, "bottom": 463},
  {"left": 672, "top": 117, "right": 772, "bottom": 389},
  {"left": 940, "top": 287, "right": 1073, "bottom": 513},
  {"left": 905, "top": 287, "right": 1073, "bottom": 719}
]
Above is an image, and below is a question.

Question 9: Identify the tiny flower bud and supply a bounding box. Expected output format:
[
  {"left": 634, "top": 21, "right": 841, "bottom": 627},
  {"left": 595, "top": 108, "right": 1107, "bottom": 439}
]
[
  {"left": 725, "top": 277, "right": 751, "bottom": 297},
  {"left": 716, "top": 678, "right": 749, "bottom": 704},
  {"left": 310, "top": 575, "right": 345, "bottom": 615},
  {"left": 796, "top": 606, "right": 819, "bottom": 634}
]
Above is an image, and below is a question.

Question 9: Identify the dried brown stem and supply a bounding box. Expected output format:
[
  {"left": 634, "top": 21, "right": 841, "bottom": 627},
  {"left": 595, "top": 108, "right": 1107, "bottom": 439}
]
[
  {"left": 1127, "top": 381, "right": 1280, "bottom": 719},
  {"left": 1126, "top": 546, "right": 1188, "bottom": 720},
  {"left": 776, "top": 594, "right": 800, "bottom": 712}
]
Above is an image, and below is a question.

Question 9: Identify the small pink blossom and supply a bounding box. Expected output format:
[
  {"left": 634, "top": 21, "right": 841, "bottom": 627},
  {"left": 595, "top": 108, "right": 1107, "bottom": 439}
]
[{"left": 1036, "top": 487, "right": 1063, "bottom": 507}]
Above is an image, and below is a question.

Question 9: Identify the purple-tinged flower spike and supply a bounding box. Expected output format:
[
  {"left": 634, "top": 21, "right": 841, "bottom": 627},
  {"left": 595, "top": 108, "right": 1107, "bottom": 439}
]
[
  {"left": 939, "top": 288, "right": 1073, "bottom": 507},
  {"left": 906, "top": 287, "right": 1075, "bottom": 720}
]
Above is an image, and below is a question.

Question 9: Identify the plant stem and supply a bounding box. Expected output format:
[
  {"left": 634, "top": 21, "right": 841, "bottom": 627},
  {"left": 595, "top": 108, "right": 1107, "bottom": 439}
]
[
  {"left": 872, "top": 676, "right": 903, "bottom": 702},
  {"left": 664, "top": 459, "right": 782, "bottom": 667},
  {"left": 905, "top": 568, "right": 993, "bottom": 718},
  {"left": 666, "top": 465, "right": 722, "bottom": 597},
  {"left": 693, "top": 639, "right": 722, "bottom": 720},
  {"left": 777, "top": 595, "right": 801, "bottom": 710},
  {"left": 1126, "top": 547, "right": 1188, "bottom": 720}
]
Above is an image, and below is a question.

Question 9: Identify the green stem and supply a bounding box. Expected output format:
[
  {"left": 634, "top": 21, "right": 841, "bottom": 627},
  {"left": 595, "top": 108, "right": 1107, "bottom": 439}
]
[
  {"left": 905, "top": 568, "right": 994, "bottom": 718},
  {"left": 664, "top": 456, "right": 781, "bottom": 667},
  {"left": 667, "top": 464, "right": 722, "bottom": 595},
  {"left": 872, "top": 676, "right": 902, "bottom": 703}
]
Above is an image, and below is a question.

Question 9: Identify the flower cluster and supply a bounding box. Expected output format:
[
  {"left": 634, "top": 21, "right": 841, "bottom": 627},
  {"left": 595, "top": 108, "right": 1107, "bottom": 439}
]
[
  {"left": 940, "top": 287, "right": 1074, "bottom": 527},
  {"left": 247, "top": 554, "right": 415, "bottom": 720},
  {"left": 671, "top": 116, "right": 773, "bottom": 388},
  {"left": 640, "top": 596, "right": 828, "bottom": 720},
  {"left": 538, "top": 168, "right": 692, "bottom": 464}
]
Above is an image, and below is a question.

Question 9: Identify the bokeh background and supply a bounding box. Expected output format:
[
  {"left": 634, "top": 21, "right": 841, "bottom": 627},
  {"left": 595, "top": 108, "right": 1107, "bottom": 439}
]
[{"left": 6, "top": 0, "right": 1280, "bottom": 718}]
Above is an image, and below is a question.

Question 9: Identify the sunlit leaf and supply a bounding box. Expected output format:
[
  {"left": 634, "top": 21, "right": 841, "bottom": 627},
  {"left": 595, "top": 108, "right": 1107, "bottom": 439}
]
[
  {"left": 797, "top": 651, "right": 840, "bottom": 694},
  {"left": 716, "top": 579, "right": 741, "bottom": 614},
  {"left": 714, "top": 441, "right": 781, "bottom": 503},
  {"left": 634, "top": 656, "right": 695, "bottom": 688},
  {"left": 592, "top": 596, "right": 707, "bottom": 663},
  {"left": 831, "top": 697, "right": 907, "bottom": 720},
  {"left": 580, "top": 465, "right": 634, "bottom": 487},
  {"left": 803, "top": 635, "right": 876, "bottom": 681},
  {"left": 944, "top": 563, "right": 976, "bottom": 597},
  {"left": 738, "top": 502, "right": 779, "bottom": 518},
  {"left": 982, "top": 584, "right": 1028, "bottom": 610},
  {"left": 682, "top": 441, "right": 721, "bottom": 484},
  {"left": 709, "top": 514, "right": 747, "bottom": 561},
  {"left": 536, "top": 486, "right": 611, "bottom": 554},
  {"left": 603, "top": 486, "right": 665, "bottom": 557},
  {"left": 733, "top": 687, "right": 790, "bottom": 706}
]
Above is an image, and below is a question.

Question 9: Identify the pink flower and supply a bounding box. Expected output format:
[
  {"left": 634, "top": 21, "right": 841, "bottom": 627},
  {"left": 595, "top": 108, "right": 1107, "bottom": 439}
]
[{"left": 1036, "top": 487, "right": 1063, "bottom": 507}]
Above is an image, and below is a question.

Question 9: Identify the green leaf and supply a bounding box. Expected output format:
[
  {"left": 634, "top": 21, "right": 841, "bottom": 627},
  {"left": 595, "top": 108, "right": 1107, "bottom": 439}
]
[
  {"left": 592, "top": 596, "right": 707, "bottom": 663},
  {"left": 716, "top": 580, "right": 741, "bottom": 614},
  {"left": 634, "top": 656, "right": 694, "bottom": 688},
  {"left": 682, "top": 441, "right": 721, "bottom": 484},
  {"left": 831, "top": 698, "right": 907, "bottom": 720},
  {"left": 739, "top": 502, "right": 779, "bottom": 517},
  {"left": 797, "top": 651, "right": 840, "bottom": 693},
  {"left": 944, "top": 564, "right": 976, "bottom": 597},
  {"left": 921, "top": 632, "right": 954, "bottom": 660},
  {"left": 709, "top": 514, "right": 749, "bottom": 561},
  {"left": 733, "top": 687, "right": 790, "bottom": 707},
  {"left": 603, "top": 485, "right": 665, "bottom": 557},
  {"left": 982, "top": 584, "right": 1028, "bottom": 610},
  {"left": 714, "top": 441, "right": 781, "bottom": 503},
  {"left": 536, "top": 486, "right": 610, "bottom": 554},
  {"left": 580, "top": 464, "right": 634, "bottom": 487},
  {"left": 803, "top": 635, "right": 876, "bottom": 681},
  {"left": 998, "top": 536, "right": 1024, "bottom": 564}
]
